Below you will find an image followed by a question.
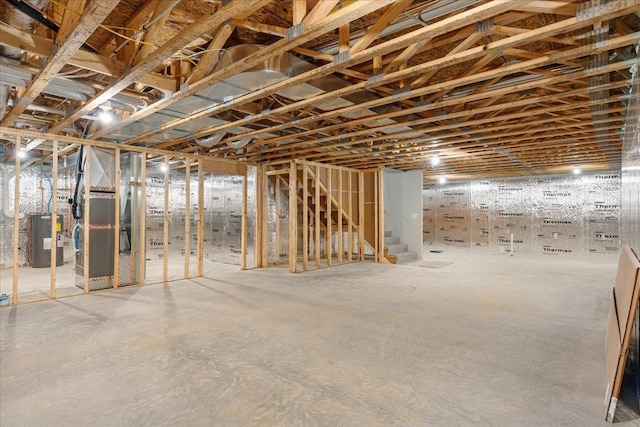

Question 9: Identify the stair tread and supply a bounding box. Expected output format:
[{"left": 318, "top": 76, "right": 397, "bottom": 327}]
[{"left": 385, "top": 244, "right": 408, "bottom": 254}]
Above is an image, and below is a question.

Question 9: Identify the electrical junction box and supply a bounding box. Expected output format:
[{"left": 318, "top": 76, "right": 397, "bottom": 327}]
[{"left": 30, "top": 214, "right": 64, "bottom": 268}]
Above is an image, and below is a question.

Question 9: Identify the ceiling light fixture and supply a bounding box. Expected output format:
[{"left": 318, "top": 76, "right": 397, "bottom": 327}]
[
  {"left": 573, "top": 166, "right": 581, "bottom": 175},
  {"left": 17, "top": 148, "right": 27, "bottom": 159},
  {"left": 160, "top": 164, "right": 168, "bottom": 172},
  {"left": 430, "top": 155, "right": 441, "bottom": 167},
  {"left": 438, "top": 175, "right": 446, "bottom": 184}
]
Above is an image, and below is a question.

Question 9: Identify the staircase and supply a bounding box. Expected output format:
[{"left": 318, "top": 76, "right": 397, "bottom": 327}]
[{"left": 384, "top": 230, "right": 417, "bottom": 264}]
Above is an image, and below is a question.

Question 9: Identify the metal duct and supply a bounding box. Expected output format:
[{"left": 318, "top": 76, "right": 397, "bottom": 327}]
[
  {"left": 113, "top": 44, "right": 415, "bottom": 144},
  {"left": 196, "top": 132, "right": 225, "bottom": 147}
]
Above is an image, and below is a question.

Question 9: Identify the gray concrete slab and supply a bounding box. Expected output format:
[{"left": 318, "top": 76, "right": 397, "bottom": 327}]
[{"left": 1, "top": 248, "right": 638, "bottom": 426}]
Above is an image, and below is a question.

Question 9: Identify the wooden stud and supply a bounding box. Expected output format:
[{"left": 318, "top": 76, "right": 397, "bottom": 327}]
[
  {"left": 339, "top": 24, "right": 350, "bottom": 53},
  {"left": 163, "top": 155, "right": 169, "bottom": 282},
  {"left": 50, "top": 140, "right": 58, "bottom": 298},
  {"left": 315, "top": 165, "right": 321, "bottom": 268},
  {"left": 374, "top": 170, "right": 379, "bottom": 262},
  {"left": 83, "top": 146, "right": 91, "bottom": 293},
  {"left": 12, "top": 136, "right": 20, "bottom": 305},
  {"left": 139, "top": 153, "right": 147, "bottom": 285},
  {"left": 288, "top": 161, "right": 297, "bottom": 273},
  {"left": 241, "top": 173, "right": 248, "bottom": 270},
  {"left": 337, "top": 169, "right": 343, "bottom": 264},
  {"left": 275, "top": 175, "right": 280, "bottom": 263},
  {"left": 113, "top": 148, "right": 121, "bottom": 288},
  {"left": 326, "top": 166, "right": 332, "bottom": 267},
  {"left": 293, "top": 0, "right": 306, "bottom": 25},
  {"left": 184, "top": 158, "right": 191, "bottom": 277},
  {"left": 260, "top": 166, "right": 269, "bottom": 268},
  {"left": 197, "top": 160, "right": 204, "bottom": 277},
  {"left": 347, "top": 171, "right": 353, "bottom": 262},
  {"left": 377, "top": 168, "right": 385, "bottom": 262},
  {"left": 302, "top": 166, "right": 308, "bottom": 270},
  {"left": 358, "top": 172, "right": 365, "bottom": 261}
]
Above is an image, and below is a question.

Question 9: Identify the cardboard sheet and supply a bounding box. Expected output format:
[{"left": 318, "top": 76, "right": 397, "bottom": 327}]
[{"left": 604, "top": 245, "right": 640, "bottom": 422}]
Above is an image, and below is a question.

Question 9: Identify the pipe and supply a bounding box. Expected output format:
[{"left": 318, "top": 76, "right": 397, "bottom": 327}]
[{"left": 0, "top": 163, "right": 23, "bottom": 219}]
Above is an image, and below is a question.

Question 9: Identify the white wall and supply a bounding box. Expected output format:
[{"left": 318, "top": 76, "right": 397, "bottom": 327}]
[{"left": 383, "top": 168, "right": 423, "bottom": 259}]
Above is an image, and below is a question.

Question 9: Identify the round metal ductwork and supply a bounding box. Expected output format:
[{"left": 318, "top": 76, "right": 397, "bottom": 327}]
[
  {"left": 226, "top": 137, "right": 253, "bottom": 149},
  {"left": 195, "top": 132, "right": 225, "bottom": 148}
]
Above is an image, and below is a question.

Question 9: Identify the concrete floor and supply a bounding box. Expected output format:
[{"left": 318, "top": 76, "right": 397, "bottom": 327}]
[{"left": 1, "top": 247, "right": 639, "bottom": 426}]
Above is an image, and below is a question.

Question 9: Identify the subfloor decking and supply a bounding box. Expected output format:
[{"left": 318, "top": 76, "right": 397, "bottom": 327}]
[{"left": 1, "top": 247, "right": 638, "bottom": 426}]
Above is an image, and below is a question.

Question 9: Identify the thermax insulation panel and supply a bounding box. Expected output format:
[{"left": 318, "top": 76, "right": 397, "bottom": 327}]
[
  {"left": 202, "top": 173, "right": 244, "bottom": 265},
  {"left": 424, "top": 173, "right": 621, "bottom": 255},
  {"left": 622, "top": 50, "right": 640, "bottom": 253},
  {"left": 621, "top": 46, "right": 640, "bottom": 378}
]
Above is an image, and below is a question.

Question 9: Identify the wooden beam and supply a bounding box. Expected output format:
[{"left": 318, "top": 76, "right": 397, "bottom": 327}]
[
  {"left": 187, "top": 23, "right": 236, "bottom": 84},
  {"left": 302, "top": 0, "right": 339, "bottom": 26},
  {"left": 511, "top": 1, "right": 577, "bottom": 16},
  {"left": 1, "top": 0, "right": 120, "bottom": 127},
  {"left": 133, "top": 1, "right": 179, "bottom": 66},
  {"left": 347, "top": 171, "right": 353, "bottom": 262},
  {"left": 57, "top": 0, "right": 88, "bottom": 46},
  {"left": 52, "top": 0, "right": 274, "bottom": 134},
  {"left": 275, "top": 175, "right": 281, "bottom": 263},
  {"left": 337, "top": 169, "right": 343, "bottom": 264},
  {"left": 90, "top": 0, "right": 395, "bottom": 141},
  {"left": 0, "top": 22, "right": 176, "bottom": 92},
  {"left": 351, "top": 0, "right": 413, "bottom": 54},
  {"left": 293, "top": 0, "right": 306, "bottom": 25}
]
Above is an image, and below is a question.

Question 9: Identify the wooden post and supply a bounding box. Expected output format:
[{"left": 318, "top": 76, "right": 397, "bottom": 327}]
[
  {"left": 197, "top": 160, "right": 204, "bottom": 276},
  {"left": 83, "top": 145, "right": 91, "bottom": 293},
  {"left": 49, "top": 140, "right": 58, "bottom": 298},
  {"left": 374, "top": 170, "right": 379, "bottom": 262},
  {"left": 163, "top": 155, "right": 169, "bottom": 282},
  {"left": 288, "top": 161, "right": 297, "bottom": 273},
  {"left": 302, "top": 165, "right": 308, "bottom": 271},
  {"left": 347, "top": 171, "right": 353, "bottom": 262},
  {"left": 139, "top": 153, "right": 146, "bottom": 285},
  {"left": 337, "top": 169, "right": 343, "bottom": 264},
  {"left": 113, "top": 148, "right": 120, "bottom": 288},
  {"left": 326, "top": 166, "right": 332, "bottom": 266},
  {"left": 184, "top": 158, "right": 191, "bottom": 277},
  {"left": 275, "top": 175, "right": 280, "bottom": 263},
  {"left": 241, "top": 173, "right": 248, "bottom": 270},
  {"left": 260, "top": 166, "right": 269, "bottom": 268},
  {"left": 314, "top": 165, "right": 321, "bottom": 268},
  {"left": 12, "top": 136, "right": 20, "bottom": 305},
  {"left": 358, "top": 172, "right": 365, "bottom": 261},
  {"left": 377, "top": 168, "right": 385, "bottom": 262}
]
